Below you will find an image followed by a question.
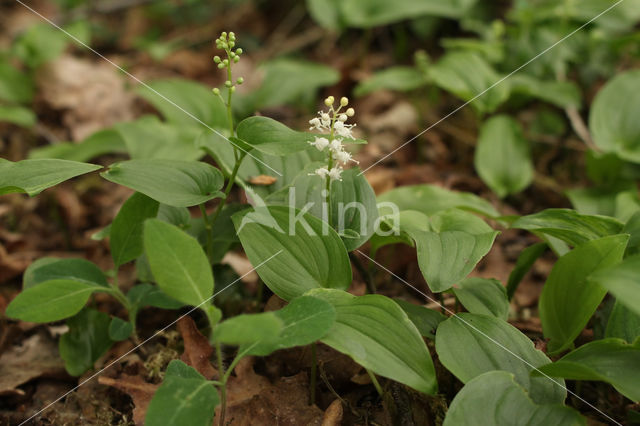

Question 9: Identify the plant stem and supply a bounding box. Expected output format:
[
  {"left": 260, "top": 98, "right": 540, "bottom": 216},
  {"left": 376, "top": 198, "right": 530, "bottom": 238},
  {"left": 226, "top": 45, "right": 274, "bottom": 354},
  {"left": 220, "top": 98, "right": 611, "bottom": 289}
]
[
  {"left": 216, "top": 342, "right": 227, "bottom": 426},
  {"left": 309, "top": 342, "right": 317, "bottom": 405},
  {"left": 349, "top": 252, "right": 376, "bottom": 294},
  {"left": 366, "top": 368, "right": 384, "bottom": 397},
  {"left": 199, "top": 204, "right": 214, "bottom": 262},
  {"left": 210, "top": 152, "right": 246, "bottom": 229}
]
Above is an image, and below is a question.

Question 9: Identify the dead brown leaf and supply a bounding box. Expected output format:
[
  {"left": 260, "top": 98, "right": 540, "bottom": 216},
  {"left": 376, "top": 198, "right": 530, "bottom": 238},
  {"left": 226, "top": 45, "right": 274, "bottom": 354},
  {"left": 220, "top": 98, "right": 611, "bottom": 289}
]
[
  {"left": 177, "top": 316, "right": 217, "bottom": 379},
  {"left": 321, "top": 399, "right": 343, "bottom": 426},
  {"left": 98, "top": 374, "right": 158, "bottom": 425},
  {"left": 0, "top": 333, "right": 66, "bottom": 396},
  {"left": 37, "top": 55, "right": 135, "bottom": 140}
]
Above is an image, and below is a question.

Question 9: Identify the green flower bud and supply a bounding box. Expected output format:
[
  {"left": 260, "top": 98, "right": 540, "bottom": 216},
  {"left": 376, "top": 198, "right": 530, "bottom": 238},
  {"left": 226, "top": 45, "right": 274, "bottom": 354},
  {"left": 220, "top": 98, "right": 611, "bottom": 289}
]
[
  {"left": 233, "top": 56, "right": 240, "bottom": 63},
  {"left": 217, "top": 63, "right": 225, "bottom": 69},
  {"left": 229, "top": 41, "right": 235, "bottom": 48},
  {"left": 213, "top": 87, "right": 220, "bottom": 95},
  {"left": 223, "top": 59, "right": 229, "bottom": 65},
  {"left": 236, "top": 48, "right": 243, "bottom": 55},
  {"left": 230, "top": 86, "right": 236, "bottom": 93},
  {"left": 236, "top": 77, "right": 244, "bottom": 84},
  {"left": 221, "top": 31, "right": 227, "bottom": 38},
  {"left": 225, "top": 80, "right": 233, "bottom": 88},
  {"left": 213, "top": 56, "right": 221, "bottom": 63}
]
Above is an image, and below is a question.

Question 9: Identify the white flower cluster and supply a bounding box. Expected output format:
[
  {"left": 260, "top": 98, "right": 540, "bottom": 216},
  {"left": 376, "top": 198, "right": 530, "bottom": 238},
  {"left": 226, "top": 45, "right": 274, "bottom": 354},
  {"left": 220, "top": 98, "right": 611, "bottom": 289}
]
[{"left": 308, "top": 96, "right": 358, "bottom": 181}]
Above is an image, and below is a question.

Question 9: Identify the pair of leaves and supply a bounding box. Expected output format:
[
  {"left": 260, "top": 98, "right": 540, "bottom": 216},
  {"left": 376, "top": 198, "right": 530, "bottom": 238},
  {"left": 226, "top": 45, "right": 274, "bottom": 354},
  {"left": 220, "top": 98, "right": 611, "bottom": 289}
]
[
  {"left": 232, "top": 205, "right": 351, "bottom": 301},
  {"left": 540, "top": 235, "right": 628, "bottom": 354},
  {"left": 146, "top": 360, "right": 219, "bottom": 426},
  {"left": 0, "top": 159, "right": 101, "bottom": 197}
]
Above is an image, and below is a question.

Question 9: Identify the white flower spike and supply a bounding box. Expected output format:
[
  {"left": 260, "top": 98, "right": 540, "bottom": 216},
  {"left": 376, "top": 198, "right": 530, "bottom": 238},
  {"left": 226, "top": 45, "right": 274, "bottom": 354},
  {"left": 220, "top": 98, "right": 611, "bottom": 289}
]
[
  {"left": 309, "top": 137, "right": 330, "bottom": 151},
  {"left": 328, "top": 167, "right": 343, "bottom": 181}
]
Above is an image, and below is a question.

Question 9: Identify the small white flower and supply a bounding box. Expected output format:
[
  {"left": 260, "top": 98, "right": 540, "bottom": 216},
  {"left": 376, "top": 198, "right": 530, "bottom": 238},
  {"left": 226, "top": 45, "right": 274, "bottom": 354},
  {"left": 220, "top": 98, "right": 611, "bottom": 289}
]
[
  {"left": 309, "top": 117, "right": 322, "bottom": 130},
  {"left": 334, "top": 149, "right": 358, "bottom": 165},
  {"left": 334, "top": 121, "right": 355, "bottom": 139},
  {"left": 329, "top": 139, "right": 342, "bottom": 152},
  {"left": 311, "top": 167, "right": 329, "bottom": 178},
  {"left": 346, "top": 107, "right": 355, "bottom": 117},
  {"left": 338, "top": 114, "right": 348, "bottom": 122},
  {"left": 328, "top": 167, "right": 343, "bottom": 181},
  {"left": 321, "top": 113, "right": 330, "bottom": 122},
  {"left": 309, "top": 136, "right": 329, "bottom": 151}
]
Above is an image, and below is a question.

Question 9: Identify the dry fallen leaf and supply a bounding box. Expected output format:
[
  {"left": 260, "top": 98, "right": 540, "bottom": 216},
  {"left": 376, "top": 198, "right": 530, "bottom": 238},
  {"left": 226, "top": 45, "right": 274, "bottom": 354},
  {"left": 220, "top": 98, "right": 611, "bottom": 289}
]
[
  {"left": 0, "top": 333, "right": 66, "bottom": 396},
  {"left": 247, "top": 175, "right": 278, "bottom": 186},
  {"left": 177, "top": 316, "right": 217, "bottom": 379},
  {"left": 222, "top": 252, "right": 259, "bottom": 285},
  {"left": 98, "top": 374, "right": 158, "bottom": 425},
  {"left": 321, "top": 399, "right": 343, "bottom": 426}
]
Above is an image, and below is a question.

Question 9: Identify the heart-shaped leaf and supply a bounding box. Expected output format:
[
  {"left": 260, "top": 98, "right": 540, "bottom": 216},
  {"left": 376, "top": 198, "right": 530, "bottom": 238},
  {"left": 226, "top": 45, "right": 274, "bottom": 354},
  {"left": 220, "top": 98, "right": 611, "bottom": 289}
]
[
  {"left": 540, "top": 235, "right": 628, "bottom": 354},
  {"left": 309, "top": 289, "right": 437, "bottom": 395},
  {"left": 232, "top": 206, "right": 351, "bottom": 301},
  {"left": 6, "top": 280, "right": 108, "bottom": 323},
  {"left": 0, "top": 159, "right": 101, "bottom": 196},
  {"left": 111, "top": 192, "right": 159, "bottom": 267},
  {"left": 535, "top": 338, "right": 640, "bottom": 402},
  {"left": 144, "top": 219, "right": 214, "bottom": 307},
  {"left": 435, "top": 313, "right": 566, "bottom": 404},
  {"left": 474, "top": 115, "right": 534, "bottom": 198},
  {"left": 443, "top": 371, "right": 585, "bottom": 426},
  {"left": 101, "top": 159, "right": 224, "bottom": 207},
  {"left": 108, "top": 317, "right": 134, "bottom": 341}
]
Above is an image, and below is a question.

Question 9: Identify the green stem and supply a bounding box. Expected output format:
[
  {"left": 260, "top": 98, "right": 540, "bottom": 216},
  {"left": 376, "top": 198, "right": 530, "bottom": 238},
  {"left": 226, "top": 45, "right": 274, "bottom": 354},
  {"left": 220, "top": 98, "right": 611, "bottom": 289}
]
[
  {"left": 349, "top": 252, "right": 376, "bottom": 294},
  {"left": 367, "top": 368, "right": 384, "bottom": 397},
  {"left": 216, "top": 342, "right": 227, "bottom": 426},
  {"left": 108, "top": 273, "right": 130, "bottom": 311},
  {"left": 325, "top": 120, "right": 336, "bottom": 227},
  {"left": 210, "top": 152, "right": 246, "bottom": 228},
  {"left": 199, "top": 204, "right": 214, "bottom": 263},
  {"left": 309, "top": 342, "right": 317, "bottom": 405}
]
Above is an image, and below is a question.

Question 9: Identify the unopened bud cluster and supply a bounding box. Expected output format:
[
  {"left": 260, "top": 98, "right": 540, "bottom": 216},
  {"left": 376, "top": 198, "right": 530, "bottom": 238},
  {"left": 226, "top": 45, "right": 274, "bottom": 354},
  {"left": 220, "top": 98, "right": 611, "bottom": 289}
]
[
  {"left": 213, "top": 31, "right": 244, "bottom": 96},
  {"left": 309, "top": 96, "right": 358, "bottom": 181}
]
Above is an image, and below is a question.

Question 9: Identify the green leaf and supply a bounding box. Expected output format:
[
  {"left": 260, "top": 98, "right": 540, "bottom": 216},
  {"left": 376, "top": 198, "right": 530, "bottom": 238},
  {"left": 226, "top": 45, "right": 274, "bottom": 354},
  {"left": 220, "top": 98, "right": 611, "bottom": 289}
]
[
  {"left": 108, "top": 317, "right": 133, "bottom": 341},
  {"left": 137, "top": 78, "right": 228, "bottom": 129},
  {"left": 126, "top": 283, "right": 184, "bottom": 310},
  {"left": 509, "top": 74, "right": 581, "bottom": 108},
  {"left": 606, "top": 300, "right": 640, "bottom": 343},
  {"left": 540, "top": 235, "right": 628, "bottom": 354},
  {"left": 146, "top": 360, "right": 219, "bottom": 426},
  {"left": 111, "top": 192, "right": 160, "bottom": 267},
  {"left": 623, "top": 211, "right": 640, "bottom": 256},
  {"left": 0, "top": 62, "right": 35, "bottom": 103},
  {"left": 354, "top": 67, "right": 428, "bottom": 97},
  {"left": 428, "top": 51, "right": 509, "bottom": 114},
  {"left": 235, "top": 116, "right": 316, "bottom": 156},
  {"left": 232, "top": 206, "right": 352, "bottom": 301},
  {"left": 59, "top": 309, "right": 114, "bottom": 376},
  {"left": 115, "top": 116, "right": 203, "bottom": 161},
  {"left": 235, "top": 59, "right": 339, "bottom": 114},
  {"left": 0, "top": 159, "right": 101, "bottom": 196},
  {"left": 588, "top": 254, "right": 640, "bottom": 317},
  {"left": 443, "top": 371, "right": 585, "bottom": 426},
  {"left": 309, "top": 289, "right": 437, "bottom": 395},
  {"left": 306, "top": 0, "right": 343, "bottom": 31},
  {"left": 144, "top": 219, "right": 214, "bottom": 306},
  {"left": 6, "top": 280, "right": 107, "bottom": 322},
  {"left": 243, "top": 295, "right": 337, "bottom": 356},
  {"left": 13, "top": 23, "right": 69, "bottom": 68},
  {"left": 393, "top": 299, "right": 446, "bottom": 339},
  {"left": 590, "top": 70, "right": 640, "bottom": 163},
  {"left": 474, "top": 115, "right": 534, "bottom": 198},
  {"left": 101, "top": 159, "right": 224, "bottom": 207},
  {"left": 535, "top": 338, "right": 640, "bottom": 402},
  {"left": 0, "top": 105, "right": 36, "bottom": 127},
  {"left": 406, "top": 209, "right": 499, "bottom": 292},
  {"left": 511, "top": 209, "right": 624, "bottom": 247},
  {"left": 28, "top": 129, "right": 127, "bottom": 162},
  {"left": 506, "top": 242, "right": 547, "bottom": 300},
  {"left": 435, "top": 313, "right": 566, "bottom": 405},
  {"left": 213, "top": 312, "right": 283, "bottom": 345},
  {"left": 339, "top": 0, "right": 477, "bottom": 27},
  {"left": 452, "top": 278, "right": 509, "bottom": 320},
  {"left": 23, "top": 257, "right": 108, "bottom": 289},
  {"left": 377, "top": 184, "right": 499, "bottom": 218}
]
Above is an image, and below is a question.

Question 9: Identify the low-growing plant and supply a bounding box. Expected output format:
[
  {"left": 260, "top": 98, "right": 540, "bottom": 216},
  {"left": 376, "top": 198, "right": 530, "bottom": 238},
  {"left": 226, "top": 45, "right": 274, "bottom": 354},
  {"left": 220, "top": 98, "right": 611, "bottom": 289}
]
[{"left": 2, "top": 23, "right": 640, "bottom": 426}]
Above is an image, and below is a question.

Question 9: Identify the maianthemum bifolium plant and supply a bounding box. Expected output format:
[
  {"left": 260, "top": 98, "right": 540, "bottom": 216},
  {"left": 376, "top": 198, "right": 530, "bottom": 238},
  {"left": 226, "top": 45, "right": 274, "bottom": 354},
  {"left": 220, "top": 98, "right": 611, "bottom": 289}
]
[{"left": 1, "top": 27, "right": 640, "bottom": 425}]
